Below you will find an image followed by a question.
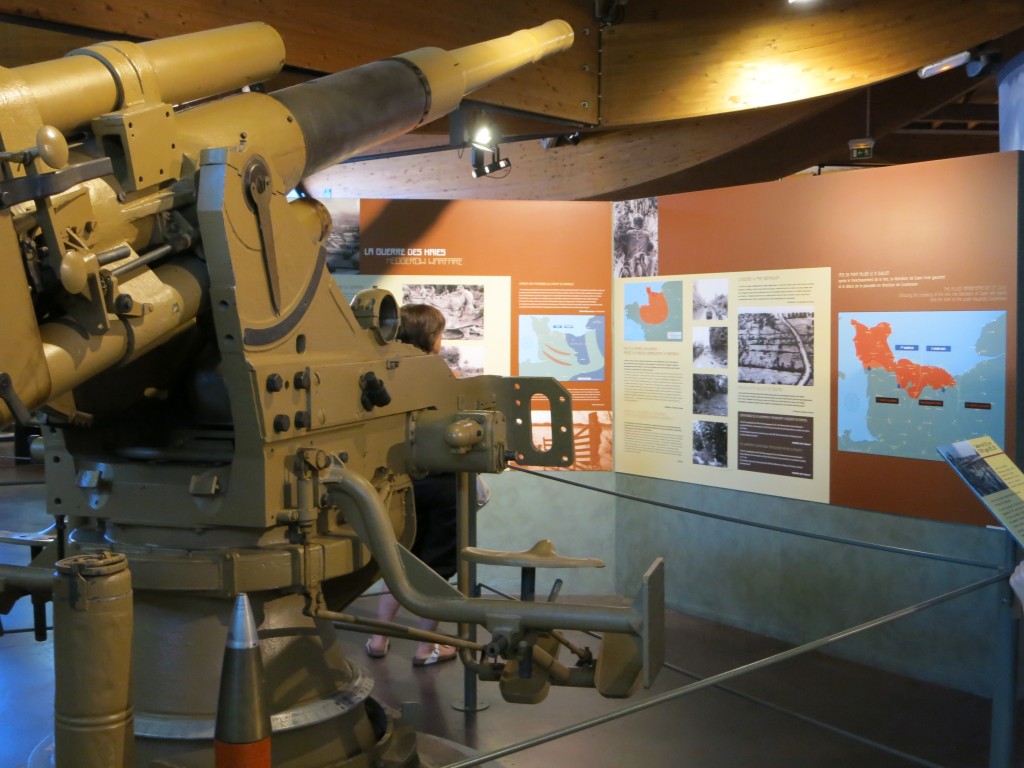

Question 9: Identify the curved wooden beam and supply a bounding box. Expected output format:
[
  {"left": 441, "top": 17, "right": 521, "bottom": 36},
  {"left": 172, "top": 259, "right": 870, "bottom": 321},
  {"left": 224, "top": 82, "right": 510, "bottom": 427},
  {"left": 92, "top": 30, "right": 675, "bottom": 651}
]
[
  {"left": 601, "top": 66, "right": 991, "bottom": 200},
  {"left": 308, "top": 98, "right": 836, "bottom": 201},
  {"left": 600, "top": 0, "right": 1024, "bottom": 126},
  {"left": 4, "top": 1, "right": 1020, "bottom": 201},
  {"left": 311, "top": 59, "right": 990, "bottom": 202}
]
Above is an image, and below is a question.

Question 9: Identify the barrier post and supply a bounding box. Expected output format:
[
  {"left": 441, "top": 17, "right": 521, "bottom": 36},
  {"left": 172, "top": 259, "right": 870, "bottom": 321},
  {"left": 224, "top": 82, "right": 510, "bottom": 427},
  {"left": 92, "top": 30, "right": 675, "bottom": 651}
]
[
  {"left": 988, "top": 532, "right": 1019, "bottom": 768},
  {"left": 455, "top": 472, "right": 488, "bottom": 712}
]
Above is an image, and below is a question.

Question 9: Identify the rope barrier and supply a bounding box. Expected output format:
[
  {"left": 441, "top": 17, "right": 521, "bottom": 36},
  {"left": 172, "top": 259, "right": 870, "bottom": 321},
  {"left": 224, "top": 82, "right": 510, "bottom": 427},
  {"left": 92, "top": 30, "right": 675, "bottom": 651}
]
[
  {"left": 510, "top": 465, "right": 1005, "bottom": 571},
  {"left": 441, "top": 571, "right": 1007, "bottom": 768}
]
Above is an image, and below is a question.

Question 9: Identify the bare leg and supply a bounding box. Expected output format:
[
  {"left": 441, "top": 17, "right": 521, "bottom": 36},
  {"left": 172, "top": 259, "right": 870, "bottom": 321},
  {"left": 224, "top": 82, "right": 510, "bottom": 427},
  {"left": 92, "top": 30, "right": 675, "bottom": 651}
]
[
  {"left": 367, "top": 591, "right": 400, "bottom": 656},
  {"left": 413, "top": 616, "right": 456, "bottom": 664},
  {"left": 413, "top": 617, "right": 440, "bottom": 660}
]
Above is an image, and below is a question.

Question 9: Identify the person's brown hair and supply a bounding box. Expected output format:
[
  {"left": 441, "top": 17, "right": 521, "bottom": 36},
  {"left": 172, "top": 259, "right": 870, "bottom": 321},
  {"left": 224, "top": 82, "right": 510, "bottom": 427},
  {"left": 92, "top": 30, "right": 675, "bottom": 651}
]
[{"left": 398, "top": 303, "right": 445, "bottom": 353}]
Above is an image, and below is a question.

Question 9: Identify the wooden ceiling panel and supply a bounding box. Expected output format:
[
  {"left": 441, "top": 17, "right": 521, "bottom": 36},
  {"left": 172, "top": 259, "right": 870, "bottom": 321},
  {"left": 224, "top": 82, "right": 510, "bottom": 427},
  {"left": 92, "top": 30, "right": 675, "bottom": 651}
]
[
  {"left": 0, "top": 21, "right": 101, "bottom": 66},
  {"left": 311, "top": 48, "right": 992, "bottom": 202},
  {"left": 307, "top": 96, "right": 836, "bottom": 201},
  {"left": 0, "top": 0, "right": 598, "bottom": 123},
  {"left": 602, "top": 66, "right": 991, "bottom": 200},
  {"left": 1, "top": 2, "right": 1019, "bottom": 200},
  {"left": 600, "top": 0, "right": 1024, "bottom": 126}
]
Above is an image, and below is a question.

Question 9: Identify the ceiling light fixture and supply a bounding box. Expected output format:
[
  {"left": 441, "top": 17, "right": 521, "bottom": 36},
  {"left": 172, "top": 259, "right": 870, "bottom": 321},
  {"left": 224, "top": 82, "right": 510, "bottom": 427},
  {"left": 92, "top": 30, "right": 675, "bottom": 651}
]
[
  {"left": 471, "top": 125, "right": 494, "bottom": 152},
  {"left": 471, "top": 144, "right": 510, "bottom": 178},
  {"left": 917, "top": 51, "right": 971, "bottom": 79},
  {"left": 469, "top": 121, "right": 510, "bottom": 178},
  {"left": 918, "top": 49, "right": 997, "bottom": 79}
]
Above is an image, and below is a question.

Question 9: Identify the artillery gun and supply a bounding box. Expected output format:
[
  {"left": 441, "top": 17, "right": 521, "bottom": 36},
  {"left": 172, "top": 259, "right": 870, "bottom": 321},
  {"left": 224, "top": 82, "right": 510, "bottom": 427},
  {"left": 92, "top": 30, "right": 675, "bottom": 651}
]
[{"left": 0, "top": 20, "right": 663, "bottom": 767}]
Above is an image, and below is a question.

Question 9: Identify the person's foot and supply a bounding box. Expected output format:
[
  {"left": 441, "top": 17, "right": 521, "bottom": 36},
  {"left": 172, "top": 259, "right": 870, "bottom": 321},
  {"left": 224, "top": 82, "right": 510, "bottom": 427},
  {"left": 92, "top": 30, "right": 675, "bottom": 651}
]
[
  {"left": 365, "top": 637, "right": 390, "bottom": 659},
  {"left": 412, "top": 644, "right": 457, "bottom": 666}
]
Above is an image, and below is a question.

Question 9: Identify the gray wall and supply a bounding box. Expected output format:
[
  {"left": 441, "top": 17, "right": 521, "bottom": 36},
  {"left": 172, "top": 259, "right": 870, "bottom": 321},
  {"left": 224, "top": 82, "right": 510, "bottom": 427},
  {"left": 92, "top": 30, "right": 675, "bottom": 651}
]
[
  {"left": 614, "top": 474, "right": 1014, "bottom": 697},
  {"left": 475, "top": 470, "right": 617, "bottom": 598},
  {"left": 478, "top": 468, "right": 1015, "bottom": 697}
]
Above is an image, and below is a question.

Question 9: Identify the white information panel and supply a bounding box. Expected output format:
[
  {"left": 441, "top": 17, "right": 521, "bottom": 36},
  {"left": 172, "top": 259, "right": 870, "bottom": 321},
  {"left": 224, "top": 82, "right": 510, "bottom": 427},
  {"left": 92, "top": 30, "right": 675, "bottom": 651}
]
[{"left": 613, "top": 267, "right": 831, "bottom": 503}]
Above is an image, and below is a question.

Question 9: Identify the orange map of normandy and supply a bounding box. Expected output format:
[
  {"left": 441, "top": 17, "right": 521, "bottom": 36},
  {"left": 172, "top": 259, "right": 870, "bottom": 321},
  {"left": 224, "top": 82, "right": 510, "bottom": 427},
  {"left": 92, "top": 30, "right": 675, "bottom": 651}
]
[
  {"left": 638, "top": 286, "right": 669, "bottom": 325},
  {"left": 850, "top": 319, "right": 956, "bottom": 399}
]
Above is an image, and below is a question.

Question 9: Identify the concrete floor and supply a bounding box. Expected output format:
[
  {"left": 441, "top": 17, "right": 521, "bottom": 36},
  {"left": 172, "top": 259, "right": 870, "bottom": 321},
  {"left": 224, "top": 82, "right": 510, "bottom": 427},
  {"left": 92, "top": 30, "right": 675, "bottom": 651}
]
[{"left": 0, "top": 446, "right": 1016, "bottom": 767}]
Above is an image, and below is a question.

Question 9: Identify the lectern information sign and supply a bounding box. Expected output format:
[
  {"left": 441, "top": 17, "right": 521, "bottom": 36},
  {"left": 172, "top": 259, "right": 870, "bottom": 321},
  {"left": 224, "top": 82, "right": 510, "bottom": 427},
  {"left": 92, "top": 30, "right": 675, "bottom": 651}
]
[{"left": 938, "top": 436, "right": 1024, "bottom": 546}]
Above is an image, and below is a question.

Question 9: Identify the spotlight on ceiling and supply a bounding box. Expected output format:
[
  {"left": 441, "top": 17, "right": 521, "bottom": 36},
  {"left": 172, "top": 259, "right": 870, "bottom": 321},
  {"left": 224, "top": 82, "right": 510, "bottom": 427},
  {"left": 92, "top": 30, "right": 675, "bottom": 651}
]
[
  {"left": 918, "top": 49, "right": 998, "bottom": 79},
  {"left": 471, "top": 146, "right": 510, "bottom": 178},
  {"left": 917, "top": 51, "right": 972, "bottom": 79},
  {"left": 917, "top": 50, "right": 970, "bottom": 78},
  {"left": 471, "top": 125, "right": 494, "bottom": 152},
  {"left": 540, "top": 131, "right": 583, "bottom": 150},
  {"left": 469, "top": 122, "right": 510, "bottom": 178}
]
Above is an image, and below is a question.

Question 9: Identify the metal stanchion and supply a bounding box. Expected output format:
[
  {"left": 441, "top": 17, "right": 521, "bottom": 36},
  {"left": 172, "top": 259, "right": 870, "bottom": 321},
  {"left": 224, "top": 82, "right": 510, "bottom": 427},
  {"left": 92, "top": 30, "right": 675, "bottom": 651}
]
[
  {"left": 988, "top": 533, "right": 1019, "bottom": 768},
  {"left": 453, "top": 471, "right": 488, "bottom": 712}
]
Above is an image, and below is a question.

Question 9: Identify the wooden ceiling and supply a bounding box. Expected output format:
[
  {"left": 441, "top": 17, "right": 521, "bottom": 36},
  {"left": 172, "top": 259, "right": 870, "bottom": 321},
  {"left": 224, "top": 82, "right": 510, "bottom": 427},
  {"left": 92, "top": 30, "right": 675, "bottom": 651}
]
[{"left": 1, "top": 0, "right": 1022, "bottom": 201}]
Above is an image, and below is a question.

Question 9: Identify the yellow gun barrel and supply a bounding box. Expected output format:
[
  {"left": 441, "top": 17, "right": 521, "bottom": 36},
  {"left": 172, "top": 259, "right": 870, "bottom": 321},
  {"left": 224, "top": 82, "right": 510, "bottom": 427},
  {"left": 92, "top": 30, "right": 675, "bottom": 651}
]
[
  {"left": 8, "top": 23, "right": 285, "bottom": 134},
  {"left": 0, "top": 20, "right": 574, "bottom": 428},
  {"left": 272, "top": 19, "right": 574, "bottom": 179}
]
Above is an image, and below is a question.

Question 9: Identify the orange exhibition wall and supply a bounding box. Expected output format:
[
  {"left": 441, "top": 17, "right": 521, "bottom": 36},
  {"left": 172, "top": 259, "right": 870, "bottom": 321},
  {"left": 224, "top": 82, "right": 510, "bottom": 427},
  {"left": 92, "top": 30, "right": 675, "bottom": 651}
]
[
  {"left": 356, "top": 152, "right": 1021, "bottom": 525},
  {"left": 358, "top": 198, "right": 614, "bottom": 472},
  {"left": 658, "top": 152, "right": 1021, "bottom": 525}
]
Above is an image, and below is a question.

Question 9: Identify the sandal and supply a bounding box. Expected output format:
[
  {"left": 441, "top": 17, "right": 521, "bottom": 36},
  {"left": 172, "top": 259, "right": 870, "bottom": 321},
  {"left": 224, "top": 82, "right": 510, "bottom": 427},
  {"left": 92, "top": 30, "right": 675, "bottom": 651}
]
[
  {"left": 365, "top": 637, "right": 390, "bottom": 659},
  {"left": 412, "top": 644, "right": 457, "bottom": 667}
]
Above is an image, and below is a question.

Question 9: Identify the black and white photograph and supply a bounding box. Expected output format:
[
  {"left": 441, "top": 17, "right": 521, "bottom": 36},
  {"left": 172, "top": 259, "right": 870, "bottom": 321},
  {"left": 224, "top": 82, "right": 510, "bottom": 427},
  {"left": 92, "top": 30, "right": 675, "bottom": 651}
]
[
  {"left": 440, "top": 344, "right": 485, "bottom": 377},
  {"left": 402, "top": 284, "right": 484, "bottom": 340},
  {"left": 693, "top": 326, "right": 728, "bottom": 369},
  {"left": 319, "top": 197, "right": 360, "bottom": 274},
  {"left": 737, "top": 309, "right": 815, "bottom": 385},
  {"left": 612, "top": 197, "right": 658, "bottom": 277},
  {"left": 692, "top": 420, "right": 728, "bottom": 468},
  {"left": 693, "top": 373, "right": 729, "bottom": 416},
  {"left": 693, "top": 278, "right": 729, "bottom": 320},
  {"left": 938, "top": 443, "right": 1009, "bottom": 498}
]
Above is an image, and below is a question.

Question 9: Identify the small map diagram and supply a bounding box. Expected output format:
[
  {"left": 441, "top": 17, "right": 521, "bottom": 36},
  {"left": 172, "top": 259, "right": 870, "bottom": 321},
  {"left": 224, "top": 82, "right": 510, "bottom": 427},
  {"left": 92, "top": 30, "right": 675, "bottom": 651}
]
[
  {"left": 518, "top": 315, "right": 606, "bottom": 382},
  {"left": 623, "top": 280, "right": 683, "bottom": 341},
  {"left": 838, "top": 311, "right": 1006, "bottom": 460}
]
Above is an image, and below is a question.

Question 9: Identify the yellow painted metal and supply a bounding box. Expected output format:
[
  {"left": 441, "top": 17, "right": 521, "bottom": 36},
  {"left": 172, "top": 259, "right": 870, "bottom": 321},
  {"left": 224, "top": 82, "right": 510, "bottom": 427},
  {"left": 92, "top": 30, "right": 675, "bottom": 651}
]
[
  {"left": 52, "top": 553, "right": 134, "bottom": 768},
  {"left": 0, "top": 19, "right": 661, "bottom": 768},
  {"left": 399, "top": 19, "right": 574, "bottom": 122},
  {"left": 10, "top": 23, "right": 283, "bottom": 133}
]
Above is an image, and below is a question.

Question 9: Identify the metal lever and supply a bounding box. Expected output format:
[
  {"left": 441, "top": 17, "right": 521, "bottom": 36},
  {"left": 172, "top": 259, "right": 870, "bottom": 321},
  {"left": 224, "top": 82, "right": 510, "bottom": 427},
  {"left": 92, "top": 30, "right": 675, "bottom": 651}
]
[
  {"left": 244, "top": 157, "right": 283, "bottom": 314},
  {"left": 0, "top": 373, "right": 33, "bottom": 426},
  {"left": 360, "top": 371, "right": 391, "bottom": 411}
]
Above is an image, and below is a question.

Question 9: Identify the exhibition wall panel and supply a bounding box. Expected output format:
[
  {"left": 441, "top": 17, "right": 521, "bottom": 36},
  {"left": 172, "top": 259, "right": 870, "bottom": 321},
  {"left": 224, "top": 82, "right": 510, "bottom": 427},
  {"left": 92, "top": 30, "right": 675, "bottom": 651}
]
[
  {"left": 350, "top": 198, "right": 614, "bottom": 471},
  {"left": 340, "top": 152, "right": 1021, "bottom": 524},
  {"left": 655, "top": 152, "right": 1021, "bottom": 525}
]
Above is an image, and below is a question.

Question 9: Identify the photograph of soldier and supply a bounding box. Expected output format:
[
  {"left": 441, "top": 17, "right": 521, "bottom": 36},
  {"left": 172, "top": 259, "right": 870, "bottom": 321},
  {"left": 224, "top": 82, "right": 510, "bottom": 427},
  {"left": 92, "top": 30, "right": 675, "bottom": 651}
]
[
  {"left": 693, "top": 420, "right": 728, "bottom": 467},
  {"left": 612, "top": 197, "right": 658, "bottom": 277},
  {"left": 402, "top": 283, "right": 485, "bottom": 339},
  {"left": 693, "top": 326, "right": 728, "bottom": 369},
  {"left": 693, "top": 373, "right": 729, "bottom": 417}
]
